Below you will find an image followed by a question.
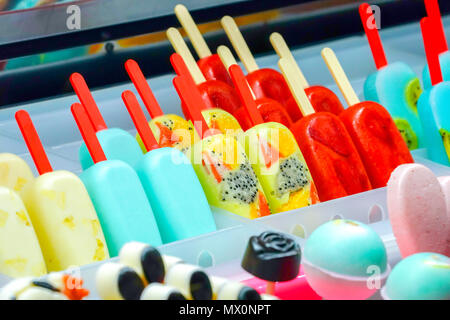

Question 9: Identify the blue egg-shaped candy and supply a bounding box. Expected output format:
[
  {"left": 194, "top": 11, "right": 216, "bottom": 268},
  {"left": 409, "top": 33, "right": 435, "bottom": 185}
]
[{"left": 382, "top": 252, "right": 450, "bottom": 300}]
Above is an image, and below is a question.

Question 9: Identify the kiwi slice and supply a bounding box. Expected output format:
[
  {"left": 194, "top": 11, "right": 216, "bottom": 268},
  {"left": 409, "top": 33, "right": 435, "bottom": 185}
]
[
  {"left": 439, "top": 128, "right": 450, "bottom": 162},
  {"left": 404, "top": 78, "right": 423, "bottom": 115},
  {"left": 394, "top": 118, "right": 419, "bottom": 150}
]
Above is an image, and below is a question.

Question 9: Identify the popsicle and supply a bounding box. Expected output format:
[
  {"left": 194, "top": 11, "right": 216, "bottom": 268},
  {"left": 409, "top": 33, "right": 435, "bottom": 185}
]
[
  {"left": 422, "top": 0, "right": 450, "bottom": 89},
  {"left": 15, "top": 110, "right": 109, "bottom": 272},
  {"left": 174, "top": 4, "right": 233, "bottom": 86},
  {"left": 417, "top": 17, "right": 450, "bottom": 166},
  {"left": 269, "top": 32, "right": 344, "bottom": 119},
  {"left": 278, "top": 57, "right": 372, "bottom": 201},
  {"left": 0, "top": 153, "right": 34, "bottom": 198},
  {"left": 228, "top": 64, "right": 318, "bottom": 212},
  {"left": 121, "top": 90, "right": 217, "bottom": 243},
  {"left": 321, "top": 48, "right": 413, "bottom": 188},
  {"left": 169, "top": 52, "right": 243, "bottom": 138},
  {"left": 0, "top": 186, "right": 46, "bottom": 278},
  {"left": 173, "top": 74, "right": 271, "bottom": 219},
  {"left": 220, "top": 16, "right": 297, "bottom": 120},
  {"left": 217, "top": 45, "right": 293, "bottom": 130},
  {"left": 125, "top": 59, "right": 197, "bottom": 153},
  {"left": 167, "top": 27, "right": 241, "bottom": 115},
  {"left": 69, "top": 73, "right": 144, "bottom": 170},
  {"left": 71, "top": 103, "right": 162, "bottom": 256},
  {"left": 359, "top": 3, "right": 424, "bottom": 150}
]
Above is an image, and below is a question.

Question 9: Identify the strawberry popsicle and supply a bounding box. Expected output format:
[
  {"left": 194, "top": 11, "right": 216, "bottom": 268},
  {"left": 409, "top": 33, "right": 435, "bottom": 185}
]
[
  {"left": 125, "top": 59, "right": 197, "bottom": 153},
  {"left": 228, "top": 64, "right": 319, "bottom": 212},
  {"left": 173, "top": 74, "right": 271, "bottom": 219},
  {"left": 220, "top": 16, "right": 296, "bottom": 121},
  {"left": 0, "top": 153, "right": 34, "bottom": 198},
  {"left": 174, "top": 4, "right": 233, "bottom": 86},
  {"left": 167, "top": 27, "right": 241, "bottom": 115},
  {"left": 359, "top": 3, "right": 424, "bottom": 150},
  {"left": 418, "top": 17, "right": 450, "bottom": 166},
  {"left": 321, "top": 48, "right": 413, "bottom": 188},
  {"left": 71, "top": 103, "right": 162, "bottom": 256},
  {"left": 278, "top": 57, "right": 372, "bottom": 201},
  {"left": 16, "top": 110, "right": 109, "bottom": 271},
  {"left": 70, "top": 73, "right": 144, "bottom": 170},
  {"left": 121, "top": 90, "right": 217, "bottom": 243},
  {"left": 217, "top": 45, "right": 293, "bottom": 130},
  {"left": 269, "top": 32, "right": 344, "bottom": 119}
]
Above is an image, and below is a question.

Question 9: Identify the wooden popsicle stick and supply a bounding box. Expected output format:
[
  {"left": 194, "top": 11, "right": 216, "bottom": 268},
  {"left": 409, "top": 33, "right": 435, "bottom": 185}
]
[
  {"left": 424, "top": 0, "right": 448, "bottom": 54},
  {"left": 421, "top": 17, "right": 443, "bottom": 86},
  {"left": 166, "top": 27, "right": 206, "bottom": 85},
  {"left": 269, "top": 32, "right": 309, "bottom": 88},
  {"left": 71, "top": 103, "right": 107, "bottom": 164},
  {"left": 321, "top": 48, "right": 360, "bottom": 107},
  {"left": 278, "top": 58, "right": 315, "bottom": 117},
  {"left": 174, "top": 4, "right": 212, "bottom": 59},
  {"left": 15, "top": 110, "right": 53, "bottom": 175},
  {"left": 221, "top": 16, "right": 259, "bottom": 73}
]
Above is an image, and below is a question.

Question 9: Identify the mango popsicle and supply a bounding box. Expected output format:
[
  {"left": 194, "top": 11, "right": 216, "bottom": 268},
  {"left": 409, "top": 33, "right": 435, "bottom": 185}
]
[
  {"left": 418, "top": 17, "right": 450, "bottom": 166},
  {"left": 71, "top": 103, "right": 162, "bottom": 256},
  {"left": 0, "top": 186, "right": 46, "bottom": 278},
  {"left": 217, "top": 45, "right": 293, "bottom": 130},
  {"left": 228, "top": 64, "right": 319, "bottom": 212},
  {"left": 359, "top": 3, "right": 424, "bottom": 150},
  {"left": 269, "top": 32, "right": 344, "bottom": 120},
  {"left": 0, "top": 153, "right": 34, "bottom": 198},
  {"left": 70, "top": 73, "right": 144, "bottom": 170},
  {"left": 173, "top": 74, "right": 271, "bottom": 219},
  {"left": 15, "top": 110, "right": 109, "bottom": 272},
  {"left": 121, "top": 90, "right": 217, "bottom": 243},
  {"left": 167, "top": 27, "right": 241, "bottom": 115},
  {"left": 321, "top": 48, "right": 413, "bottom": 188},
  {"left": 125, "top": 59, "right": 197, "bottom": 153},
  {"left": 278, "top": 58, "right": 372, "bottom": 201},
  {"left": 174, "top": 4, "right": 233, "bottom": 86}
]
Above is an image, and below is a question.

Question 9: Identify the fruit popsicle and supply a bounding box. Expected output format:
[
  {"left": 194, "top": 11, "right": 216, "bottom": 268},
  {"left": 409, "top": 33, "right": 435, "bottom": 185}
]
[
  {"left": 170, "top": 52, "right": 243, "bottom": 138},
  {"left": 125, "top": 59, "right": 197, "bottom": 153},
  {"left": 417, "top": 17, "right": 450, "bottom": 166},
  {"left": 71, "top": 103, "right": 162, "bottom": 256},
  {"left": 220, "top": 16, "right": 296, "bottom": 120},
  {"left": 217, "top": 45, "right": 293, "bottom": 130},
  {"left": 228, "top": 64, "right": 319, "bottom": 212},
  {"left": 0, "top": 153, "right": 34, "bottom": 198},
  {"left": 422, "top": 0, "right": 450, "bottom": 89},
  {"left": 70, "top": 73, "right": 144, "bottom": 170},
  {"left": 173, "top": 74, "right": 271, "bottom": 219},
  {"left": 269, "top": 32, "right": 344, "bottom": 119},
  {"left": 174, "top": 4, "right": 233, "bottom": 86},
  {"left": 278, "top": 58, "right": 372, "bottom": 201},
  {"left": 15, "top": 110, "right": 109, "bottom": 272},
  {"left": 359, "top": 3, "right": 424, "bottom": 150},
  {"left": 167, "top": 27, "right": 241, "bottom": 115},
  {"left": 321, "top": 48, "right": 413, "bottom": 188},
  {"left": 0, "top": 186, "right": 46, "bottom": 278},
  {"left": 121, "top": 90, "right": 217, "bottom": 243}
]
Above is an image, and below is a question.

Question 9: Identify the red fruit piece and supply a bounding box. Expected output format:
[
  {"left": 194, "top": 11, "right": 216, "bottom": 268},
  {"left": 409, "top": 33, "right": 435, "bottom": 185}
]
[
  {"left": 155, "top": 122, "right": 180, "bottom": 148},
  {"left": 258, "top": 191, "right": 271, "bottom": 217},
  {"left": 259, "top": 135, "right": 283, "bottom": 169}
]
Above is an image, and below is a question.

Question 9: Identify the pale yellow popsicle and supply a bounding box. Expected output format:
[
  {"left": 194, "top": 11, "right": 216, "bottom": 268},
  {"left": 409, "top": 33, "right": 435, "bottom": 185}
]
[{"left": 0, "top": 153, "right": 34, "bottom": 198}]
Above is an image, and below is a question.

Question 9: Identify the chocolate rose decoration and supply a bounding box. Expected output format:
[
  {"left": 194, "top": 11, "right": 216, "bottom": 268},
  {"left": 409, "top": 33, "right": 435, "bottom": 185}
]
[{"left": 241, "top": 231, "right": 301, "bottom": 282}]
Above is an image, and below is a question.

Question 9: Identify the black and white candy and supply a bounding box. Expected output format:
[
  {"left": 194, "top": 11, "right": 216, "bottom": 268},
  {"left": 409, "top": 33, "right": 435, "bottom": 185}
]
[
  {"left": 0, "top": 276, "right": 66, "bottom": 300},
  {"left": 210, "top": 276, "right": 261, "bottom": 300},
  {"left": 140, "top": 283, "right": 186, "bottom": 300},
  {"left": 96, "top": 262, "right": 145, "bottom": 300}
]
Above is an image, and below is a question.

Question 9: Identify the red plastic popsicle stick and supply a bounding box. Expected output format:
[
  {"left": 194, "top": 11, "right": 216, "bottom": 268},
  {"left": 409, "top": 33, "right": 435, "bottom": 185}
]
[
  {"left": 122, "top": 90, "right": 160, "bottom": 152},
  {"left": 69, "top": 73, "right": 108, "bottom": 132},
  {"left": 228, "top": 64, "right": 264, "bottom": 126},
  {"left": 71, "top": 103, "right": 107, "bottom": 164},
  {"left": 421, "top": 17, "right": 444, "bottom": 85},
  {"left": 173, "top": 75, "right": 211, "bottom": 138},
  {"left": 359, "top": 3, "right": 388, "bottom": 69},
  {"left": 125, "top": 59, "right": 164, "bottom": 119},
  {"left": 171, "top": 52, "right": 192, "bottom": 79},
  {"left": 15, "top": 110, "right": 53, "bottom": 175},
  {"left": 424, "top": 0, "right": 448, "bottom": 54}
]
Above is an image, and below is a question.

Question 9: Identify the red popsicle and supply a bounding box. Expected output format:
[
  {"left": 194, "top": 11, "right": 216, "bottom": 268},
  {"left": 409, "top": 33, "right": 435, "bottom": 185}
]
[{"left": 321, "top": 48, "right": 413, "bottom": 188}]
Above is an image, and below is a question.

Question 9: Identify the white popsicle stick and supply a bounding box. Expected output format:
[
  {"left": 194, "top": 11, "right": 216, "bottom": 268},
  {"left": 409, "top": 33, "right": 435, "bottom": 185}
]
[
  {"left": 278, "top": 57, "right": 315, "bottom": 116},
  {"left": 174, "top": 4, "right": 212, "bottom": 59},
  {"left": 166, "top": 27, "right": 206, "bottom": 85},
  {"left": 321, "top": 47, "right": 360, "bottom": 106},
  {"left": 221, "top": 16, "right": 259, "bottom": 73},
  {"left": 270, "top": 32, "right": 309, "bottom": 88}
]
